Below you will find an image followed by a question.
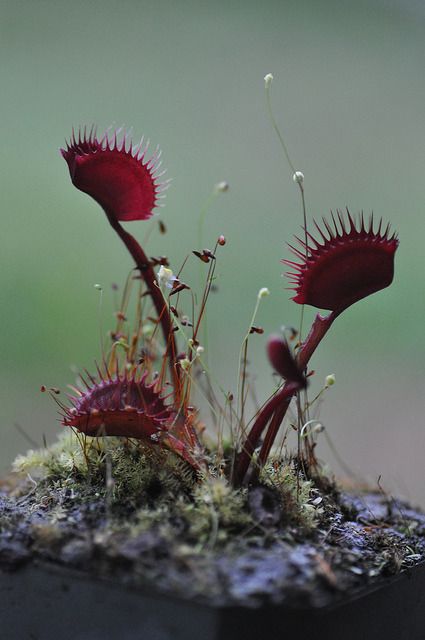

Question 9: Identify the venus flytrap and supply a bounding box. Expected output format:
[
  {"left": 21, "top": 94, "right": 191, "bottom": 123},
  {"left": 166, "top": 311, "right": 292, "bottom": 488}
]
[
  {"left": 231, "top": 76, "right": 398, "bottom": 485},
  {"left": 59, "top": 85, "right": 398, "bottom": 491}
]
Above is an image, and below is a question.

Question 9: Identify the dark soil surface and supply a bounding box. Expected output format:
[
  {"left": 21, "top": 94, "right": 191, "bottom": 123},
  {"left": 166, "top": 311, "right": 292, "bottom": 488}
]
[{"left": 1, "top": 470, "right": 425, "bottom": 609}]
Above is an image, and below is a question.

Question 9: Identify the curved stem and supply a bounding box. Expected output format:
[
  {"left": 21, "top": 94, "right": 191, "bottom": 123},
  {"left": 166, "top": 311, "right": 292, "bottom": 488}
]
[
  {"left": 106, "top": 215, "right": 181, "bottom": 397},
  {"left": 297, "top": 310, "right": 340, "bottom": 371}
]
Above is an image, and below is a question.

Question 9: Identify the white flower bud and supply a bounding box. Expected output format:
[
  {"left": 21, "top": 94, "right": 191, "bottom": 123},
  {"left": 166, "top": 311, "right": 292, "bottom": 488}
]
[
  {"left": 157, "top": 266, "right": 176, "bottom": 289},
  {"left": 325, "top": 373, "right": 336, "bottom": 387},
  {"left": 264, "top": 73, "right": 274, "bottom": 89},
  {"left": 195, "top": 345, "right": 205, "bottom": 357},
  {"left": 258, "top": 287, "right": 270, "bottom": 300},
  {"left": 292, "top": 171, "right": 304, "bottom": 185},
  {"left": 215, "top": 181, "right": 229, "bottom": 193},
  {"left": 179, "top": 358, "right": 191, "bottom": 371},
  {"left": 94, "top": 284, "right": 102, "bottom": 290}
]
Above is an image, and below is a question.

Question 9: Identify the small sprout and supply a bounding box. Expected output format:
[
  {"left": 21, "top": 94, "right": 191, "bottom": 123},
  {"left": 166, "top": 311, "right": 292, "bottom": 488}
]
[
  {"left": 264, "top": 73, "right": 274, "bottom": 89},
  {"left": 157, "top": 265, "right": 176, "bottom": 289},
  {"left": 292, "top": 171, "right": 304, "bottom": 185},
  {"left": 214, "top": 181, "right": 229, "bottom": 193},
  {"left": 325, "top": 373, "right": 336, "bottom": 387},
  {"left": 258, "top": 287, "right": 270, "bottom": 300}
]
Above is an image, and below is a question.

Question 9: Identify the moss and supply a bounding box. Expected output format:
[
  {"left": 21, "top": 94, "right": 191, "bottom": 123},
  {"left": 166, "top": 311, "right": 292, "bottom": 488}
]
[
  {"left": 260, "top": 459, "right": 325, "bottom": 530},
  {"left": 3, "top": 433, "right": 425, "bottom": 607},
  {"left": 6, "top": 433, "right": 425, "bottom": 608},
  {"left": 10, "top": 434, "right": 327, "bottom": 546},
  {"left": 182, "top": 477, "right": 251, "bottom": 545}
]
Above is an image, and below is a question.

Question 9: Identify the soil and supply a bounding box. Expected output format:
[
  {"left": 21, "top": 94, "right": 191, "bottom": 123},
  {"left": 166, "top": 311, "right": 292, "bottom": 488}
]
[{"left": 1, "top": 446, "right": 425, "bottom": 609}]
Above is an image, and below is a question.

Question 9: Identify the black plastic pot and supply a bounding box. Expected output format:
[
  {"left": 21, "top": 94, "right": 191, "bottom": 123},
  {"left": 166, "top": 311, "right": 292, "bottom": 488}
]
[{"left": 1, "top": 560, "right": 425, "bottom": 640}]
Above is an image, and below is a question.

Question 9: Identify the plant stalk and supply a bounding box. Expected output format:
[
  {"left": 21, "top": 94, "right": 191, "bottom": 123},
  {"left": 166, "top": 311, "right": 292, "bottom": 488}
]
[
  {"left": 233, "top": 309, "right": 340, "bottom": 485},
  {"left": 106, "top": 215, "right": 181, "bottom": 396}
]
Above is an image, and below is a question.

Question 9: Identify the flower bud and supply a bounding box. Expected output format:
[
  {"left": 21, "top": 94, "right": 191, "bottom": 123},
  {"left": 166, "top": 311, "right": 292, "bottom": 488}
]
[
  {"left": 292, "top": 171, "right": 304, "bottom": 185},
  {"left": 215, "top": 181, "right": 229, "bottom": 193},
  {"left": 325, "top": 373, "right": 336, "bottom": 387},
  {"left": 258, "top": 287, "right": 270, "bottom": 300},
  {"left": 264, "top": 73, "right": 274, "bottom": 89},
  {"left": 179, "top": 358, "right": 191, "bottom": 371},
  {"left": 157, "top": 266, "right": 176, "bottom": 289}
]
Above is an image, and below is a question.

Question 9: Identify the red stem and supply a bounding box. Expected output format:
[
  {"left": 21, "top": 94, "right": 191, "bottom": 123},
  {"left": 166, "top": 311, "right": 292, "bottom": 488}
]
[
  {"left": 106, "top": 215, "right": 181, "bottom": 396},
  {"left": 233, "top": 309, "right": 340, "bottom": 486},
  {"left": 232, "top": 383, "right": 297, "bottom": 486}
]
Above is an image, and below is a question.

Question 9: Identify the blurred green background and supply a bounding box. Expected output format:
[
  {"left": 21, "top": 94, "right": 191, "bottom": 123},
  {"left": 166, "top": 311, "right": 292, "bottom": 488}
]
[{"left": 1, "top": 0, "right": 424, "bottom": 502}]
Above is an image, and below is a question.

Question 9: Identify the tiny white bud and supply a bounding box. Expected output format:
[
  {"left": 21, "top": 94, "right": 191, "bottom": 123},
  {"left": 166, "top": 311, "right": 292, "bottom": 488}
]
[
  {"left": 264, "top": 73, "right": 274, "bottom": 89},
  {"left": 195, "top": 345, "right": 204, "bottom": 357},
  {"left": 214, "top": 181, "right": 229, "bottom": 193},
  {"left": 325, "top": 374, "right": 336, "bottom": 387},
  {"left": 258, "top": 287, "right": 270, "bottom": 300},
  {"left": 179, "top": 358, "right": 191, "bottom": 371},
  {"left": 94, "top": 284, "right": 102, "bottom": 290},
  {"left": 292, "top": 171, "right": 304, "bottom": 185},
  {"left": 157, "top": 266, "right": 176, "bottom": 289}
]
